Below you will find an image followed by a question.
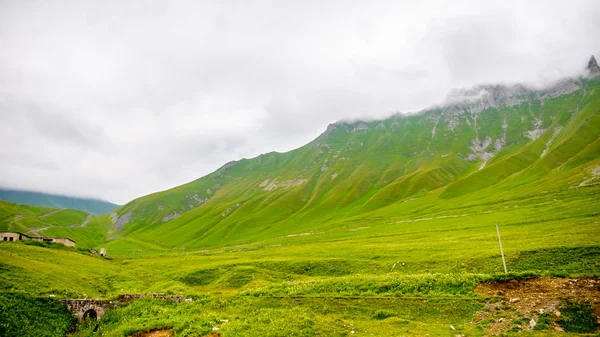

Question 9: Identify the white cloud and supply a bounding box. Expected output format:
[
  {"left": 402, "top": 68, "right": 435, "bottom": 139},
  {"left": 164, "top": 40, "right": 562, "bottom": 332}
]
[{"left": 0, "top": 0, "right": 598, "bottom": 204}]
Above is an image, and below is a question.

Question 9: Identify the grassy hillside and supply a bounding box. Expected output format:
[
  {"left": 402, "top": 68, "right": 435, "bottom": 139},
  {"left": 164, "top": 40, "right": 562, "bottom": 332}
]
[
  {"left": 1, "top": 75, "right": 598, "bottom": 336},
  {"left": 1, "top": 205, "right": 598, "bottom": 335},
  {"left": 0, "top": 189, "right": 119, "bottom": 215},
  {"left": 104, "top": 76, "right": 600, "bottom": 253}
]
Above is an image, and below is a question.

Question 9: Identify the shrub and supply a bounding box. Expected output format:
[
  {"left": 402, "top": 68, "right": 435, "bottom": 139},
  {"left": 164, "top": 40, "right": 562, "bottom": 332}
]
[
  {"left": 534, "top": 312, "right": 553, "bottom": 330},
  {"left": 557, "top": 299, "right": 597, "bottom": 333},
  {"left": 71, "top": 297, "right": 216, "bottom": 337},
  {"left": 0, "top": 292, "right": 77, "bottom": 337},
  {"left": 373, "top": 310, "right": 394, "bottom": 320}
]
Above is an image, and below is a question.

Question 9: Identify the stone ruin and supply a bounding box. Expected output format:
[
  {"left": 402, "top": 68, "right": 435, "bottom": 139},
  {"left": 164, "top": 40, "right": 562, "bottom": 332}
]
[{"left": 60, "top": 293, "right": 184, "bottom": 321}]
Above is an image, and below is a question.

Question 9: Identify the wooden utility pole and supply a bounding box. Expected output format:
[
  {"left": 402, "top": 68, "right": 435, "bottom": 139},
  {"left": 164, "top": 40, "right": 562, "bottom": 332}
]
[{"left": 496, "top": 224, "right": 507, "bottom": 273}]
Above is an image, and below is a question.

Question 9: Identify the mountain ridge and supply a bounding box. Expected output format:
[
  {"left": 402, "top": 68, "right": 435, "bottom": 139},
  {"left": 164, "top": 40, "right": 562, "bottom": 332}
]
[
  {"left": 0, "top": 188, "right": 119, "bottom": 215},
  {"left": 104, "top": 59, "right": 600, "bottom": 252}
]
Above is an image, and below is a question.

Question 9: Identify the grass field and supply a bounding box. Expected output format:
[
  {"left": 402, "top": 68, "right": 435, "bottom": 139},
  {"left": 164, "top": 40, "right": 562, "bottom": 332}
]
[
  {"left": 1, "top": 180, "right": 598, "bottom": 336},
  {"left": 0, "top": 77, "right": 599, "bottom": 336}
]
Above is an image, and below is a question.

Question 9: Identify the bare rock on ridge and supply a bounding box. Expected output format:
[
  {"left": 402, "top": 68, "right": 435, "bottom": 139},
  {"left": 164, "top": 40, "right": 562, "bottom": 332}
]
[{"left": 587, "top": 55, "right": 600, "bottom": 77}]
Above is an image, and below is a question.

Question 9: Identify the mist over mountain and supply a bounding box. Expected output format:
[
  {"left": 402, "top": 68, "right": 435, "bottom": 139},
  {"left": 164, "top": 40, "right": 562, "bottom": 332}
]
[
  {"left": 100, "top": 60, "right": 600, "bottom": 251},
  {"left": 0, "top": 188, "right": 118, "bottom": 215},
  {"left": 1, "top": 1, "right": 598, "bottom": 204},
  {"left": 1, "top": 1, "right": 599, "bottom": 333}
]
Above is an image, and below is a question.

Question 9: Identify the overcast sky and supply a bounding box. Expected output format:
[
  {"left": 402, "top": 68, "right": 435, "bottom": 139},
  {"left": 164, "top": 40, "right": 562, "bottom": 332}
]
[{"left": 1, "top": 0, "right": 599, "bottom": 204}]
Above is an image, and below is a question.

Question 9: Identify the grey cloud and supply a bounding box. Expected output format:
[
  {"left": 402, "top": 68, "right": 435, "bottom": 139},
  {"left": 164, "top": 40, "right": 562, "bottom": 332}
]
[
  {"left": 0, "top": 0, "right": 599, "bottom": 204},
  {"left": 0, "top": 96, "right": 112, "bottom": 150},
  {"left": 434, "top": 15, "right": 522, "bottom": 83}
]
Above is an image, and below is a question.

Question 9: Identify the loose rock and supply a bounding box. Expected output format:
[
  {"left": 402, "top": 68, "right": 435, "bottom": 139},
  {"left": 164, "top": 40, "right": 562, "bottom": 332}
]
[{"left": 529, "top": 318, "right": 537, "bottom": 329}]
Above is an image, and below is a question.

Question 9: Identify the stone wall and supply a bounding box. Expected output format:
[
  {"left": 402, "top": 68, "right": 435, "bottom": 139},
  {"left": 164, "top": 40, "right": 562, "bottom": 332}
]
[
  {"left": 61, "top": 294, "right": 184, "bottom": 321},
  {"left": 116, "top": 293, "right": 184, "bottom": 302},
  {"left": 59, "top": 299, "right": 116, "bottom": 321},
  {"left": 51, "top": 238, "right": 76, "bottom": 247},
  {"left": 0, "top": 232, "right": 30, "bottom": 242}
]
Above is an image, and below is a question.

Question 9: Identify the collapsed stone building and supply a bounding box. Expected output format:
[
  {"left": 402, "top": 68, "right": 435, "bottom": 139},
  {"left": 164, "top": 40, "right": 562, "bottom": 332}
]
[{"left": 0, "top": 231, "right": 75, "bottom": 247}]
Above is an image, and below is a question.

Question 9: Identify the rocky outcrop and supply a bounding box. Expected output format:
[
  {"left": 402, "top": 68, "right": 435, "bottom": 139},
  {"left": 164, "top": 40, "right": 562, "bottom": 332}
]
[
  {"left": 318, "top": 123, "right": 341, "bottom": 140},
  {"left": 161, "top": 212, "right": 180, "bottom": 222},
  {"left": 350, "top": 123, "right": 370, "bottom": 133},
  {"left": 438, "top": 76, "right": 580, "bottom": 138},
  {"left": 186, "top": 194, "right": 209, "bottom": 208},
  {"left": 216, "top": 160, "right": 237, "bottom": 178},
  {"left": 540, "top": 79, "right": 580, "bottom": 98},
  {"left": 220, "top": 161, "right": 237, "bottom": 170},
  {"left": 525, "top": 118, "right": 546, "bottom": 140},
  {"left": 587, "top": 55, "right": 600, "bottom": 77},
  {"left": 111, "top": 211, "right": 132, "bottom": 230},
  {"left": 468, "top": 136, "right": 495, "bottom": 168},
  {"left": 115, "top": 293, "right": 183, "bottom": 302},
  {"left": 443, "top": 84, "right": 531, "bottom": 112},
  {"left": 259, "top": 178, "right": 309, "bottom": 191}
]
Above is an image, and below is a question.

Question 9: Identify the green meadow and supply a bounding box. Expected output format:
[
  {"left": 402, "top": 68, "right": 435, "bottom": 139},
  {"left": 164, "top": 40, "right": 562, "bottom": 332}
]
[
  {"left": 1, "top": 180, "right": 599, "bottom": 336},
  {"left": 1, "top": 77, "right": 599, "bottom": 336}
]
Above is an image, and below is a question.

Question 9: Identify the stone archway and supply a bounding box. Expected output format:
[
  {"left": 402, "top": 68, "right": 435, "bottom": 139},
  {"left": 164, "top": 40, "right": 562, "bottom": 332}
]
[
  {"left": 60, "top": 294, "right": 183, "bottom": 321},
  {"left": 83, "top": 309, "right": 98, "bottom": 321},
  {"left": 60, "top": 299, "right": 113, "bottom": 321}
]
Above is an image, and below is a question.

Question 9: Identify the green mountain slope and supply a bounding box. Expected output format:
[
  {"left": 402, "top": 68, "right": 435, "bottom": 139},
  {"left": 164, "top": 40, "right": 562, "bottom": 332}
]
[
  {"left": 106, "top": 75, "right": 600, "bottom": 251},
  {"left": 0, "top": 200, "right": 111, "bottom": 248},
  {"left": 0, "top": 189, "right": 119, "bottom": 215},
  {"left": 2, "top": 62, "right": 600, "bottom": 337}
]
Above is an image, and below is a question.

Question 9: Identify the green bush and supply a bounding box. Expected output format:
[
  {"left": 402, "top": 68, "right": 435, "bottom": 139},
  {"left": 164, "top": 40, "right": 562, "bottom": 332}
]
[
  {"left": 373, "top": 309, "right": 394, "bottom": 320},
  {"left": 558, "top": 299, "right": 597, "bottom": 333},
  {"left": 534, "top": 312, "right": 553, "bottom": 330},
  {"left": 0, "top": 292, "right": 77, "bottom": 337},
  {"left": 72, "top": 298, "right": 216, "bottom": 337}
]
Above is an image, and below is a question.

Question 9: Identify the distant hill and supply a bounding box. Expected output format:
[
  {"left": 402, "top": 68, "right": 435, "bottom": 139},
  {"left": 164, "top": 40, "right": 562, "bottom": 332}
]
[
  {"left": 0, "top": 200, "right": 112, "bottom": 248},
  {"left": 0, "top": 189, "right": 119, "bottom": 215}
]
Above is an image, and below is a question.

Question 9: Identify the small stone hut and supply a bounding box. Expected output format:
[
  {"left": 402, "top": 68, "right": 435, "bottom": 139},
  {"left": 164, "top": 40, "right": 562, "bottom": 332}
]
[
  {"left": 0, "top": 231, "right": 75, "bottom": 247},
  {"left": 0, "top": 232, "right": 32, "bottom": 242},
  {"left": 45, "top": 237, "right": 76, "bottom": 247}
]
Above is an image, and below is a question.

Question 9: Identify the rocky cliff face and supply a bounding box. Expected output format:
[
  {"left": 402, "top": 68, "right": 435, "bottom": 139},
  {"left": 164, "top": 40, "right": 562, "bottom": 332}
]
[
  {"left": 443, "top": 78, "right": 580, "bottom": 112},
  {"left": 587, "top": 55, "right": 600, "bottom": 77}
]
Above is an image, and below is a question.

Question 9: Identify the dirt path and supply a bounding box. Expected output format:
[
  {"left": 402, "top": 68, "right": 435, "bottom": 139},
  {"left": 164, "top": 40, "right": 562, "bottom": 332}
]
[
  {"left": 70, "top": 214, "right": 92, "bottom": 228},
  {"left": 28, "top": 226, "right": 52, "bottom": 237},
  {"left": 40, "top": 208, "right": 63, "bottom": 217}
]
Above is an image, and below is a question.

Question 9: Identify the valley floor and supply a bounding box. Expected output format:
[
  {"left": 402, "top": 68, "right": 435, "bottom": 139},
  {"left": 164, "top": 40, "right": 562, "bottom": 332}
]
[
  {"left": 1, "top": 183, "right": 599, "bottom": 336},
  {"left": 1, "top": 232, "right": 599, "bottom": 335}
]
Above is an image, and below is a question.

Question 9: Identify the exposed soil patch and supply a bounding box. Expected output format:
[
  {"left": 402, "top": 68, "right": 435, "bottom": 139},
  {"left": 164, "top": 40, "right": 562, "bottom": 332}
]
[
  {"left": 470, "top": 278, "right": 600, "bottom": 335},
  {"left": 129, "top": 329, "right": 173, "bottom": 337}
]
